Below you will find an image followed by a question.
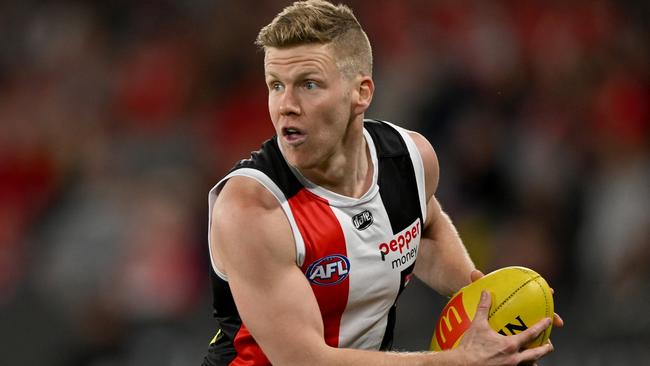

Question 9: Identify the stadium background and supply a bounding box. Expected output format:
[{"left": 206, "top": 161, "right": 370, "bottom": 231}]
[{"left": 0, "top": 0, "right": 648, "bottom": 364}]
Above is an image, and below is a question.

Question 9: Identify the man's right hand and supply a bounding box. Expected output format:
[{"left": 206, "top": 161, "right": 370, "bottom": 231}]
[{"left": 452, "top": 290, "right": 554, "bottom": 366}]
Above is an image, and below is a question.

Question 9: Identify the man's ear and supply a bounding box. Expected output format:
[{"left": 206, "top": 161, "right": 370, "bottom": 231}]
[{"left": 353, "top": 76, "right": 374, "bottom": 115}]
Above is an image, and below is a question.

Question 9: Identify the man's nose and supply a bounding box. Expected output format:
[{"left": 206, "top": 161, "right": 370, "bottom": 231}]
[{"left": 279, "top": 88, "right": 301, "bottom": 116}]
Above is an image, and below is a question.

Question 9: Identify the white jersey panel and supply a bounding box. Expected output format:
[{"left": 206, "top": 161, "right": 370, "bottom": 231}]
[
  {"left": 329, "top": 191, "right": 423, "bottom": 349},
  {"left": 332, "top": 200, "right": 398, "bottom": 349}
]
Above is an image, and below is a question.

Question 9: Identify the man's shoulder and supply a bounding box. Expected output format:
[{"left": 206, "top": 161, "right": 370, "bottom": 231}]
[
  {"left": 216, "top": 175, "right": 280, "bottom": 214},
  {"left": 363, "top": 118, "right": 412, "bottom": 157},
  {"left": 364, "top": 118, "right": 438, "bottom": 198},
  {"left": 364, "top": 118, "right": 436, "bottom": 156},
  {"left": 212, "top": 174, "right": 297, "bottom": 274}
]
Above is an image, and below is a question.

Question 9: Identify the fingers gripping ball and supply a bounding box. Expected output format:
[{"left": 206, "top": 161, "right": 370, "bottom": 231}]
[{"left": 430, "top": 266, "right": 554, "bottom": 351}]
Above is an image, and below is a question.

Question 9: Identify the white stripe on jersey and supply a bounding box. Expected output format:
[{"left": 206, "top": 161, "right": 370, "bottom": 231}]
[{"left": 332, "top": 201, "right": 402, "bottom": 349}]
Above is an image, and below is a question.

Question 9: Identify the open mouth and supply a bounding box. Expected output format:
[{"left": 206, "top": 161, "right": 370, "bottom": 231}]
[{"left": 282, "top": 127, "right": 306, "bottom": 144}]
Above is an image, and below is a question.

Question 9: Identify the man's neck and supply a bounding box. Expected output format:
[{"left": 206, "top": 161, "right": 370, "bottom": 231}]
[{"left": 298, "top": 121, "right": 373, "bottom": 199}]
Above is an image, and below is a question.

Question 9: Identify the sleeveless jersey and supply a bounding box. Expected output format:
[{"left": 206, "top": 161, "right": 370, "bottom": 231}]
[{"left": 203, "top": 120, "right": 427, "bottom": 366}]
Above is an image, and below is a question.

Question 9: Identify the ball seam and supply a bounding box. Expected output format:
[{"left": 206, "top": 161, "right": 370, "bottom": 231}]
[{"left": 488, "top": 275, "right": 540, "bottom": 319}]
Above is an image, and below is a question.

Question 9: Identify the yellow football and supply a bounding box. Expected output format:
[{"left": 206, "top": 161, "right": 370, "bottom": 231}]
[{"left": 430, "top": 266, "right": 553, "bottom": 351}]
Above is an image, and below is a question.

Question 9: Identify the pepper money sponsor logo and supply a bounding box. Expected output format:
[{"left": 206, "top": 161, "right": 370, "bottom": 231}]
[
  {"left": 377, "top": 219, "right": 420, "bottom": 270},
  {"left": 306, "top": 254, "right": 351, "bottom": 286}
]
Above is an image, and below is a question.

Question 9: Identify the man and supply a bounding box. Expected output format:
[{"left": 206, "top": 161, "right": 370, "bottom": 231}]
[{"left": 203, "top": 1, "right": 559, "bottom": 365}]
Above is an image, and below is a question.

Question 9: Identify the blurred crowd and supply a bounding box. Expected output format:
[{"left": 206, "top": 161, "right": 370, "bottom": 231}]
[{"left": 0, "top": 0, "right": 648, "bottom": 365}]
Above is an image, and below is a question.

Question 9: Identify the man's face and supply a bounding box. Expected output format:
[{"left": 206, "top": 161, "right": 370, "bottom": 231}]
[{"left": 264, "top": 43, "right": 355, "bottom": 170}]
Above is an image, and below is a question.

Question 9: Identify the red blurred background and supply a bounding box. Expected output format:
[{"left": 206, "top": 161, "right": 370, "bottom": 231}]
[{"left": 0, "top": 1, "right": 648, "bottom": 364}]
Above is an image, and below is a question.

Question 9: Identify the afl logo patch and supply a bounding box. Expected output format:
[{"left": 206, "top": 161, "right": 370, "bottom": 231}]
[
  {"left": 352, "top": 210, "right": 373, "bottom": 230},
  {"left": 306, "top": 254, "right": 350, "bottom": 286}
]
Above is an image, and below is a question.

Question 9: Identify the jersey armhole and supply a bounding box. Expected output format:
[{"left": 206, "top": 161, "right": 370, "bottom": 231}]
[{"left": 207, "top": 168, "right": 306, "bottom": 281}]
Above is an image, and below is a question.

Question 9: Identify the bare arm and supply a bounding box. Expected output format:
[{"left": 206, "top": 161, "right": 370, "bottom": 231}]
[
  {"left": 409, "top": 131, "right": 476, "bottom": 295},
  {"left": 409, "top": 130, "right": 566, "bottom": 330}
]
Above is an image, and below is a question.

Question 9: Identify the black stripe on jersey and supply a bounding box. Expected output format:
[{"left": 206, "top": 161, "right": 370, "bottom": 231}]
[
  {"left": 379, "top": 261, "right": 417, "bottom": 350},
  {"left": 364, "top": 119, "right": 423, "bottom": 234},
  {"left": 203, "top": 271, "right": 240, "bottom": 366},
  {"left": 232, "top": 136, "right": 303, "bottom": 199}
]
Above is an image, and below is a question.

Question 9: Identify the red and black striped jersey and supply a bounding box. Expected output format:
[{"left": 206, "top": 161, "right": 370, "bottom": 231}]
[{"left": 203, "top": 119, "right": 427, "bottom": 366}]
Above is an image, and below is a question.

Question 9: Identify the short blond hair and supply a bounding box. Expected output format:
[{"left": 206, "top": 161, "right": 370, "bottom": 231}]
[{"left": 256, "top": 0, "right": 373, "bottom": 78}]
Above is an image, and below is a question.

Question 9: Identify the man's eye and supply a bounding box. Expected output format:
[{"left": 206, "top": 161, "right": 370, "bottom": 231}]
[
  {"left": 304, "top": 81, "right": 317, "bottom": 90},
  {"left": 270, "top": 82, "right": 284, "bottom": 91}
]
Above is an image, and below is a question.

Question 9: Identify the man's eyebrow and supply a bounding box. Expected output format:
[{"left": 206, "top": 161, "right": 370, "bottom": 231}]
[
  {"left": 296, "top": 70, "right": 323, "bottom": 78},
  {"left": 265, "top": 69, "right": 324, "bottom": 80}
]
